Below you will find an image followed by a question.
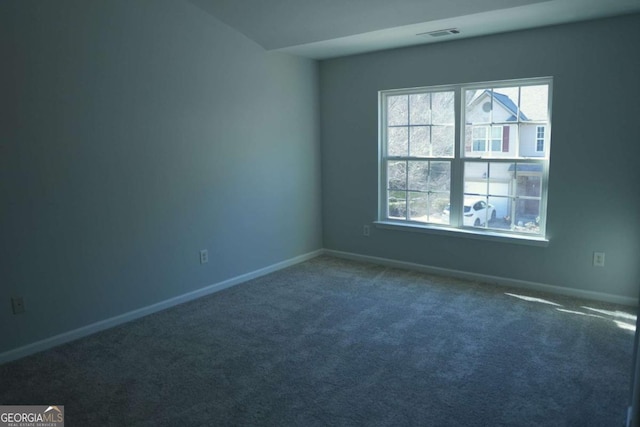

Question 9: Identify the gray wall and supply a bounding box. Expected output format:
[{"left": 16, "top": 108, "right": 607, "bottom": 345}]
[
  {"left": 0, "top": 0, "right": 322, "bottom": 354},
  {"left": 320, "top": 14, "right": 640, "bottom": 301}
]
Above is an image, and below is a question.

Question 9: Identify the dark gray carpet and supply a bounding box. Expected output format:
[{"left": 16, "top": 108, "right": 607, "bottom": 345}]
[{"left": 1, "top": 256, "right": 636, "bottom": 426}]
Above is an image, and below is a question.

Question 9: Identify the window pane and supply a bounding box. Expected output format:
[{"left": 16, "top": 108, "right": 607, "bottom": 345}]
[
  {"left": 403, "top": 161, "right": 452, "bottom": 225},
  {"left": 410, "top": 94, "right": 430, "bottom": 125},
  {"left": 408, "top": 192, "right": 428, "bottom": 222},
  {"left": 517, "top": 125, "right": 543, "bottom": 158},
  {"left": 388, "top": 127, "right": 408, "bottom": 156},
  {"left": 466, "top": 125, "right": 484, "bottom": 157},
  {"left": 466, "top": 89, "right": 491, "bottom": 124},
  {"left": 488, "top": 163, "right": 511, "bottom": 196},
  {"left": 388, "top": 191, "right": 406, "bottom": 219},
  {"left": 407, "top": 191, "right": 450, "bottom": 225},
  {"left": 520, "top": 85, "right": 548, "bottom": 122},
  {"left": 429, "top": 161, "right": 451, "bottom": 192},
  {"left": 516, "top": 174, "right": 542, "bottom": 198},
  {"left": 471, "top": 126, "right": 488, "bottom": 152},
  {"left": 514, "top": 199, "right": 541, "bottom": 234},
  {"left": 387, "top": 161, "right": 406, "bottom": 190},
  {"left": 464, "top": 162, "right": 488, "bottom": 194},
  {"left": 487, "top": 196, "right": 510, "bottom": 230},
  {"left": 388, "top": 95, "right": 408, "bottom": 126},
  {"left": 429, "top": 192, "right": 450, "bottom": 225},
  {"left": 408, "top": 161, "right": 428, "bottom": 192},
  {"left": 473, "top": 127, "right": 487, "bottom": 139},
  {"left": 462, "top": 196, "right": 491, "bottom": 228},
  {"left": 409, "top": 126, "right": 429, "bottom": 157},
  {"left": 511, "top": 162, "right": 543, "bottom": 182},
  {"left": 494, "top": 87, "right": 520, "bottom": 122},
  {"left": 432, "top": 126, "right": 454, "bottom": 157},
  {"left": 432, "top": 92, "right": 454, "bottom": 124}
]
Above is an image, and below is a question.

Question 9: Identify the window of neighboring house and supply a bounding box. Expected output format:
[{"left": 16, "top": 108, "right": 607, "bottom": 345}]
[
  {"left": 536, "top": 126, "right": 545, "bottom": 152},
  {"left": 472, "top": 126, "right": 505, "bottom": 152},
  {"left": 379, "top": 78, "right": 552, "bottom": 240}
]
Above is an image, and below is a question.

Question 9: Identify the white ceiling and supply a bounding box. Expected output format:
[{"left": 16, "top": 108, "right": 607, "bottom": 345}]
[{"left": 189, "top": 0, "right": 640, "bottom": 59}]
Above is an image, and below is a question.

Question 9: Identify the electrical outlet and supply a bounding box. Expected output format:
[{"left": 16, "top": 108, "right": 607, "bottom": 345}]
[
  {"left": 11, "top": 297, "right": 25, "bottom": 314},
  {"left": 593, "top": 251, "right": 605, "bottom": 267},
  {"left": 363, "top": 225, "right": 370, "bottom": 237},
  {"left": 200, "top": 249, "right": 208, "bottom": 265}
]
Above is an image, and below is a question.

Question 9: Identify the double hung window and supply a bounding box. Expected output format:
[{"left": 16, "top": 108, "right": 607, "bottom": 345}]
[{"left": 379, "top": 78, "right": 552, "bottom": 239}]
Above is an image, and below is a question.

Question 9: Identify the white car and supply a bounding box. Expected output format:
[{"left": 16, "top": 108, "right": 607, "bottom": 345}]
[{"left": 443, "top": 199, "right": 496, "bottom": 226}]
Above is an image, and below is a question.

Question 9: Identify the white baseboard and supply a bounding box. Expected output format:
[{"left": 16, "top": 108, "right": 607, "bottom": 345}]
[
  {"left": 2, "top": 247, "right": 634, "bottom": 365},
  {"left": 324, "top": 249, "right": 638, "bottom": 307},
  {"left": 0, "top": 249, "right": 324, "bottom": 365}
]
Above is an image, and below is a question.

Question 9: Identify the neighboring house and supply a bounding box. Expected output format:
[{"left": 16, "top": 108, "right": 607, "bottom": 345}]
[
  {"left": 465, "top": 89, "right": 547, "bottom": 158},
  {"left": 464, "top": 90, "right": 548, "bottom": 229}
]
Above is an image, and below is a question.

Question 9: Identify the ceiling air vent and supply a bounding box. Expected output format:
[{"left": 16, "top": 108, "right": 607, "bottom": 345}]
[{"left": 418, "top": 28, "right": 460, "bottom": 38}]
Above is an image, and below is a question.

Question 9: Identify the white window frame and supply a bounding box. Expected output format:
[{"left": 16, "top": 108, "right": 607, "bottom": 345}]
[
  {"left": 381, "top": 87, "right": 456, "bottom": 226},
  {"left": 378, "top": 77, "right": 552, "bottom": 244}
]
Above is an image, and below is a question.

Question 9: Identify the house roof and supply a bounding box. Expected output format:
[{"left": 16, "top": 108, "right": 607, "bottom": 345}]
[
  {"left": 508, "top": 163, "right": 543, "bottom": 172},
  {"left": 488, "top": 91, "right": 529, "bottom": 121}
]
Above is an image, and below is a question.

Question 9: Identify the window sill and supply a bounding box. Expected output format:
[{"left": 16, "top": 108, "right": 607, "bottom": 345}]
[{"left": 373, "top": 220, "right": 550, "bottom": 247}]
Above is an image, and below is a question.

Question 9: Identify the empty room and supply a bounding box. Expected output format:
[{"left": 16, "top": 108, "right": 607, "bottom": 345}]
[{"left": 2, "top": 0, "right": 640, "bottom": 425}]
